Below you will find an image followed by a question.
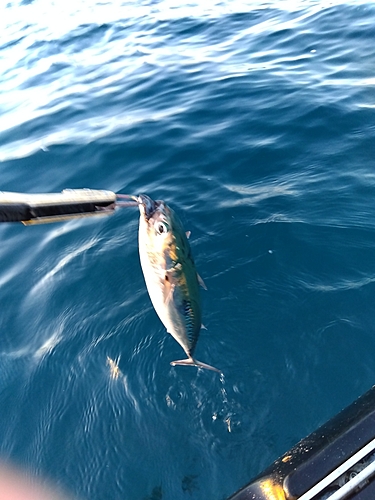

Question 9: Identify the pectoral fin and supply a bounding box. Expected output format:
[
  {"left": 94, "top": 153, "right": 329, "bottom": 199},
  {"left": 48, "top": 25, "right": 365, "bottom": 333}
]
[{"left": 163, "top": 273, "right": 175, "bottom": 304}]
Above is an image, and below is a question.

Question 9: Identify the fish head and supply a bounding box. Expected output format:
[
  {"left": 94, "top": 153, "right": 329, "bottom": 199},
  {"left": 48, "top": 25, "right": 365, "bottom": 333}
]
[{"left": 136, "top": 194, "right": 179, "bottom": 257}]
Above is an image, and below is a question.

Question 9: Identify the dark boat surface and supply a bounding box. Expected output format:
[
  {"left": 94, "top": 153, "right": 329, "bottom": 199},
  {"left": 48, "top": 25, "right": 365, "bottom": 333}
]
[{"left": 227, "top": 386, "right": 375, "bottom": 500}]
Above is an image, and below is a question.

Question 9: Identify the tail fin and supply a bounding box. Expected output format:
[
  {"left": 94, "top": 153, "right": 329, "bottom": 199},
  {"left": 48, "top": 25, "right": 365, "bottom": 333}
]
[{"left": 170, "top": 357, "right": 221, "bottom": 374}]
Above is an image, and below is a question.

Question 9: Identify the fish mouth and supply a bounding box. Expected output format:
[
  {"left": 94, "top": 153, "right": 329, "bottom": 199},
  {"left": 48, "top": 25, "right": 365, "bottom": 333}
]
[
  {"left": 137, "top": 194, "right": 160, "bottom": 220},
  {"left": 116, "top": 193, "right": 160, "bottom": 220}
]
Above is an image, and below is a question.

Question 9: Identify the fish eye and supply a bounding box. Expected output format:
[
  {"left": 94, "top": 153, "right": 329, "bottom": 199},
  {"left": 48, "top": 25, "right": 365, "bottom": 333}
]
[{"left": 155, "top": 221, "right": 168, "bottom": 235}]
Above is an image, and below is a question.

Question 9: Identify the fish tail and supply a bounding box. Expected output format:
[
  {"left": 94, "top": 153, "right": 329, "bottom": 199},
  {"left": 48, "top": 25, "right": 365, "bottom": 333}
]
[{"left": 170, "top": 357, "right": 221, "bottom": 374}]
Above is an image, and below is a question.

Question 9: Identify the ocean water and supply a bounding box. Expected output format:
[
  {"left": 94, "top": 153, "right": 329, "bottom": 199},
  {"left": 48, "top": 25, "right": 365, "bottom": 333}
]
[{"left": 0, "top": 0, "right": 375, "bottom": 498}]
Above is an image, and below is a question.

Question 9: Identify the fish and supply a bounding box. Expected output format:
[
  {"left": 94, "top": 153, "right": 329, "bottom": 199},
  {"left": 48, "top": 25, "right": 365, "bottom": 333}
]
[{"left": 134, "top": 194, "right": 221, "bottom": 373}]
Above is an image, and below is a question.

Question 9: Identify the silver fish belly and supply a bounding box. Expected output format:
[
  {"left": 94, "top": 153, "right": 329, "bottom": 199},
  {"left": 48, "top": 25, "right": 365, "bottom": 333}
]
[{"left": 136, "top": 194, "right": 220, "bottom": 373}]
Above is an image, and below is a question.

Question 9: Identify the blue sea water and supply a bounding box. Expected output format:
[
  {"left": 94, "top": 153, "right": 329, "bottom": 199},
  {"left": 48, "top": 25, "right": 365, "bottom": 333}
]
[{"left": 0, "top": 0, "right": 375, "bottom": 498}]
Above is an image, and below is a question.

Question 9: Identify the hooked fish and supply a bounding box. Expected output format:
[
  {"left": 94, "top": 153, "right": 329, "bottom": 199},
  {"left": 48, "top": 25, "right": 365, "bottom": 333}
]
[{"left": 132, "top": 194, "right": 221, "bottom": 373}]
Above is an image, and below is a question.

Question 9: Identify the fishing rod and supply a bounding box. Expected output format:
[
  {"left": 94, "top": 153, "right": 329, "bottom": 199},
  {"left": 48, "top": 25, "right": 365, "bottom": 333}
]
[{"left": 0, "top": 189, "right": 138, "bottom": 225}]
